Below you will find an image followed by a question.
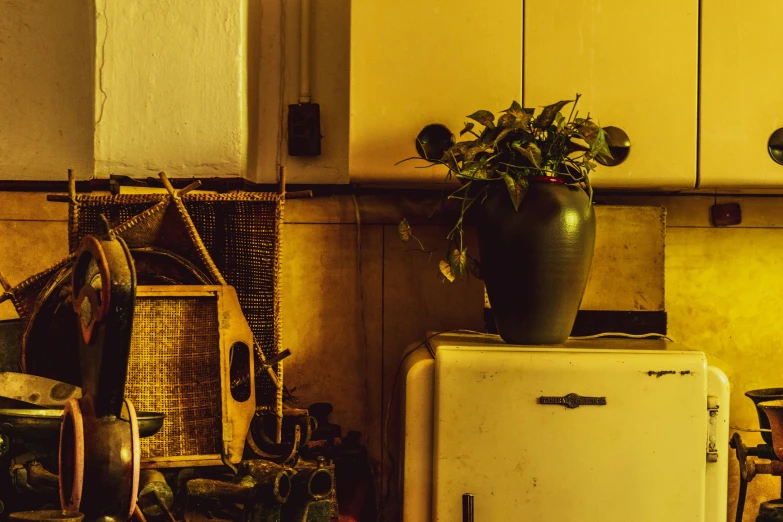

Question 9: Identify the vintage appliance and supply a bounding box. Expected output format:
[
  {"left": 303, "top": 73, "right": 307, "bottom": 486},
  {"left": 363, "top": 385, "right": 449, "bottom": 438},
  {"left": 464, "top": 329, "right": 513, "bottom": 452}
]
[
  {"left": 401, "top": 332, "right": 730, "bottom": 522},
  {"left": 730, "top": 389, "right": 783, "bottom": 521}
]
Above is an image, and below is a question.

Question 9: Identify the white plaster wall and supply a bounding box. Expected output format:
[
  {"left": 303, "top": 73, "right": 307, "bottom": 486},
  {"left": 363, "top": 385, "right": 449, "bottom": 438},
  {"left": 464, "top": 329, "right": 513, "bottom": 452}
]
[
  {"left": 93, "top": 0, "right": 247, "bottom": 178},
  {"left": 0, "top": 0, "right": 94, "bottom": 181}
]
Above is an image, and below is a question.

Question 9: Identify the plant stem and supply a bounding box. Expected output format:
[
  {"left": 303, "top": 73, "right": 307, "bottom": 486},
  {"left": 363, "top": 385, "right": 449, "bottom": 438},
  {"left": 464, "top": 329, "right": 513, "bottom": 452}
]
[{"left": 568, "top": 93, "right": 581, "bottom": 123}]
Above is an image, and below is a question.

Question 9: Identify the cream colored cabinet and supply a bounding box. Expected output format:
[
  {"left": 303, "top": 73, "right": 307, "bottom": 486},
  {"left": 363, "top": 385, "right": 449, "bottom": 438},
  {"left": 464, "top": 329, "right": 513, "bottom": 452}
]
[
  {"left": 349, "top": 0, "right": 523, "bottom": 184},
  {"left": 524, "top": 0, "right": 699, "bottom": 190},
  {"left": 700, "top": 1, "right": 783, "bottom": 189}
]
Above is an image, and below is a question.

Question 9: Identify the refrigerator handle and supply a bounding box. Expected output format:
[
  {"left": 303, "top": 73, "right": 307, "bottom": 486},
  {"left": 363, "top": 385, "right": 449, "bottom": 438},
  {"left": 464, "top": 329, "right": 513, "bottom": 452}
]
[{"left": 463, "top": 493, "right": 474, "bottom": 522}]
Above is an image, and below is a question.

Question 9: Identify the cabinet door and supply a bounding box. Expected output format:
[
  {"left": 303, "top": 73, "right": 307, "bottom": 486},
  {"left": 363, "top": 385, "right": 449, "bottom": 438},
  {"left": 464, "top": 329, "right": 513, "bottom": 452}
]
[
  {"left": 349, "top": 1, "right": 523, "bottom": 184},
  {"left": 700, "top": 1, "right": 783, "bottom": 188},
  {"left": 524, "top": 0, "right": 698, "bottom": 189}
]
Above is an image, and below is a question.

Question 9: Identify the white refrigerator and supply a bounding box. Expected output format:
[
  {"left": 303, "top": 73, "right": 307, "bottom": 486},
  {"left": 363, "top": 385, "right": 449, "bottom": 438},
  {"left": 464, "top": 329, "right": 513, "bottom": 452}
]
[{"left": 400, "top": 332, "right": 730, "bottom": 522}]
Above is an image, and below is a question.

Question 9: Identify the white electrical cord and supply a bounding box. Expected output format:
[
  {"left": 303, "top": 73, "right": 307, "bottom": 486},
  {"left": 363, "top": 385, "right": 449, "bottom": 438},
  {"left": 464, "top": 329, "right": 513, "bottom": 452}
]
[{"left": 569, "top": 332, "right": 675, "bottom": 342}]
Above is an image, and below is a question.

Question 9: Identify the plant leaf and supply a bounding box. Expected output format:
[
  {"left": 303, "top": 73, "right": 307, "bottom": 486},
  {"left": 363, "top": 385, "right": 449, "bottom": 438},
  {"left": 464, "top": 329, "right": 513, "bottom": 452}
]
[
  {"left": 535, "top": 99, "right": 573, "bottom": 128},
  {"left": 585, "top": 126, "right": 612, "bottom": 162},
  {"left": 460, "top": 122, "right": 475, "bottom": 136},
  {"left": 464, "top": 143, "right": 492, "bottom": 162},
  {"left": 398, "top": 218, "right": 412, "bottom": 242},
  {"left": 440, "top": 149, "right": 459, "bottom": 172},
  {"left": 466, "top": 110, "right": 496, "bottom": 129},
  {"left": 500, "top": 100, "right": 525, "bottom": 114},
  {"left": 512, "top": 142, "right": 542, "bottom": 168},
  {"left": 492, "top": 127, "right": 513, "bottom": 147},
  {"left": 595, "top": 127, "right": 614, "bottom": 161},
  {"left": 458, "top": 162, "right": 489, "bottom": 180},
  {"left": 500, "top": 172, "right": 529, "bottom": 210},
  {"left": 478, "top": 126, "right": 502, "bottom": 147},
  {"left": 497, "top": 113, "right": 515, "bottom": 128},
  {"left": 577, "top": 119, "right": 601, "bottom": 145},
  {"left": 439, "top": 259, "right": 456, "bottom": 283},
  {"left": 555, "top": 112, "right": 565, "bottom": 131},
  {"left": 442, "top": 141, "right": 472, "bottom": 171},
  {"left": 500, "top": 101, "right": 532, "bottom": 128},
  {"left": 448, "top": 248, "right": 468, "bottom": 278}
]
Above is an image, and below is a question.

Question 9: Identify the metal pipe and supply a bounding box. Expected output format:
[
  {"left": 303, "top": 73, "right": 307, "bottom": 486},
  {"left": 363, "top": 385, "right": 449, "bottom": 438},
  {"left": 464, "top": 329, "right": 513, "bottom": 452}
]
[
  {"left": 186, "top": 478, "right": 255, "bottom": 503},
  {"left": 25, "top": 461, "right": 59, "bottom": 489},
  {"left": 189, "top": 464, "right": 293, "bottom": 506},
  {"left": 290, "top": 467, "right": 332, "bottom": 501},
  {"left": 735, "top": 478, "right": 746, "bottom": 522},
  {"left": 298, "top": 0, "right": 311, "bottom": 103}
]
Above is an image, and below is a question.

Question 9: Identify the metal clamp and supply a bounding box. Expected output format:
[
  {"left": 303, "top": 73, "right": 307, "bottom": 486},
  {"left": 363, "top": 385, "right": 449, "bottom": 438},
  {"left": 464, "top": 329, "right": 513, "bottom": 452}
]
[{"left": 707, "top": 395, "right": 719, "bottom": 462}]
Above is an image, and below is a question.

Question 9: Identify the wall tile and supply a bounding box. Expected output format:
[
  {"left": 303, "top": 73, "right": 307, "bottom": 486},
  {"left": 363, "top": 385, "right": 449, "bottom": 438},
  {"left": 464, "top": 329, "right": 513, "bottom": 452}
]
[
  {"left": 581, "top": 206, "right": 665, "bottom": 311},
  {"left": 666, "top": 227, "right": 783, "bottom": 520},
  {"left": 715, "top": 196, "right": 783, "bottom": 228},
  {"left": 0, "top": 221, "right": 69, "bottom": 321},
  {"left": 285, "top": 196, "right": 357, "bottom": 224},
  {"left": 596, "top": 194, "right": 714, "bottom": 227},
  {"left": 0, "top": 193, "right": 68, "bottom": 222},
  {"left": 280, "top": 222, "right": 384, "bottom": 475}
]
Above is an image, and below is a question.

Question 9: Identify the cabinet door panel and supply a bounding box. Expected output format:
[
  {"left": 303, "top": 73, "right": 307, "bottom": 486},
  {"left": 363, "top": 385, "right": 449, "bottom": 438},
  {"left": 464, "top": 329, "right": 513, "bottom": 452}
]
[
  {"left": 349, "top": 1, "right": 523, "bottom": 184},
  {"left": 524, "top": 0, "right": 698, "bottom": 189},
  {"left": 700, "top": 1, "right": 783, "bottom": 188}
]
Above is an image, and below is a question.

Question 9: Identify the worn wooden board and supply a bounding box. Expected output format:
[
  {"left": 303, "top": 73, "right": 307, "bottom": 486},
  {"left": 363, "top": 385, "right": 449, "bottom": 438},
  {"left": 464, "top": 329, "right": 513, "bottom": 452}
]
[{"left": 581, "top": 205, "right": 666, "bottom": 311}]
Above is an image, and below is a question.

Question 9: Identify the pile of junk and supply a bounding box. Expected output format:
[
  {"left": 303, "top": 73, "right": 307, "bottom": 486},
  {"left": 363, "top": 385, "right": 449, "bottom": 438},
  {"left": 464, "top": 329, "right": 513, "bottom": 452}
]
[{"left": 0, "top": 173, "right": 375, "bottom": 522}]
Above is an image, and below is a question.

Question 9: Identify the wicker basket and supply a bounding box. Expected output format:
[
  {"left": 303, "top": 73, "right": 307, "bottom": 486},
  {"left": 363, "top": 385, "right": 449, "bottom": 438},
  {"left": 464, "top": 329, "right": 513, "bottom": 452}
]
[
  {"left": 127, "top": 285, "right": 256, "bottom": 467},
  {"left": 0, "top": 184, "right": 286, "bottom": 449},
  {"left": 68, "top": 193, "right": 284, "bottom": 415}
]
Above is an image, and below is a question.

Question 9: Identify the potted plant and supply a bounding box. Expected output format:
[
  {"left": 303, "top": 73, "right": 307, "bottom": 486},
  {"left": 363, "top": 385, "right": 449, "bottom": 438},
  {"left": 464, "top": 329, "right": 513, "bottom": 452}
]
[{"left": 399, "top": 95, "right": 612, "bottom": 344}]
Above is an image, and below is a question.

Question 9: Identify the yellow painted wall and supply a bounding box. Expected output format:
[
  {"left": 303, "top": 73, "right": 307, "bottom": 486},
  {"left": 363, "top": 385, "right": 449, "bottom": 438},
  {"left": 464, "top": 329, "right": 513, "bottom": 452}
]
[{"left": 0, "top": 0, "right": 94, "bottom": 180}]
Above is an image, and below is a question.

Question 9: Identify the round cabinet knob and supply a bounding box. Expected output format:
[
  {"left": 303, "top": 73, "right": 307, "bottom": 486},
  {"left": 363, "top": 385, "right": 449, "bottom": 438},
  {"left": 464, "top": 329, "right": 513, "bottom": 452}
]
[
  {"left": 596, "top": 126, "right": 631, "bottom": 167},
  {"left": 415, "top": 124, "right": 455, "bottom": 162},
  {"left": 768, "top": 128, "right": 783, "bottom": 165}
]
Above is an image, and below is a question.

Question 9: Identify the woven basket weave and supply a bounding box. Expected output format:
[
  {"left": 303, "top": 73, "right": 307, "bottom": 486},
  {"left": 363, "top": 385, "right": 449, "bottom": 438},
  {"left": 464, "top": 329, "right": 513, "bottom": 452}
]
[
  {"left": 68, "top": 193, "right": 284, "bottom": 414},
  {"left": 129, "top": 293, "right": 223, "bottom": 459}
]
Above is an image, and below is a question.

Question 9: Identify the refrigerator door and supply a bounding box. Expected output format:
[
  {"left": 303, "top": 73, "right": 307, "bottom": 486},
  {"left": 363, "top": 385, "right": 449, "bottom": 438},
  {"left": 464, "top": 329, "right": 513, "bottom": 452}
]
[{"left": 433, "top": 346, "right": 708, "bottom": 522}]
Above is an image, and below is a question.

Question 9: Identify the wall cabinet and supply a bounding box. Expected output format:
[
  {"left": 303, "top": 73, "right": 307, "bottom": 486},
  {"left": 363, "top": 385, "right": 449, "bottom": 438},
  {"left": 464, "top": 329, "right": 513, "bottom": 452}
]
[
  {"left": 699, "top": 0, "right": 783, "bottom": 189},
  {"left": 349, "top": 0, "right": 523, "bottom": 184},
  {"left": 350, "top": 0, "right": 702, "bottom": 189},
  {"left": 524, "top": 0, "right": 699, "bottom": 190}
]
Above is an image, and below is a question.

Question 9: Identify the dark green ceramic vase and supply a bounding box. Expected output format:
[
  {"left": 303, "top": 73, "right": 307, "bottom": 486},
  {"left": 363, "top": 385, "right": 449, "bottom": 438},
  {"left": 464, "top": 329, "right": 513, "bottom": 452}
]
[{"left": 478, "top": 177, "right": 596, "bottom": 345}]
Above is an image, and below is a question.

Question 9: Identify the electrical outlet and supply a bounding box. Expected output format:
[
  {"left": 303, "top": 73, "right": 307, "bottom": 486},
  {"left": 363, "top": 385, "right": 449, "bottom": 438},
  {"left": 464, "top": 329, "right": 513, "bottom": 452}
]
[{"left": 288, "top": 103, "right": 321, "bottom": 156}]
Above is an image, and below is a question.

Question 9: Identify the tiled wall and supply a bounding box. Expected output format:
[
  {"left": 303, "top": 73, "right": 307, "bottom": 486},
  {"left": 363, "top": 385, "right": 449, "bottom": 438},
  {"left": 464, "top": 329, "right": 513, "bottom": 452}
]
[{"left": 0, "top": 191, "right": 780, "bottom": 521}]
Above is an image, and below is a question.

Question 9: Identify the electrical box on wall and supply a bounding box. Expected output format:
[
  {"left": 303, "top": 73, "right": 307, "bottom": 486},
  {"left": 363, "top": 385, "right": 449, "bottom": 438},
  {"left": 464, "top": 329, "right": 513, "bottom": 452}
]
[{"left": 288, "top": 103, "right": 322, "bottom": 156}]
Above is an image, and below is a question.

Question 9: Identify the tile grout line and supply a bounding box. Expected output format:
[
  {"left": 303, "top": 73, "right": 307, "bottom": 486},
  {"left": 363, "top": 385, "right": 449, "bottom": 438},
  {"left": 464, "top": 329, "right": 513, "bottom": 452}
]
[
  {"left": 0, "top": 219, "right": 68, "bottom": 223},
  {"left": 286, "top": 221, "right": 783, "bottom": 230},
  {"left": 380, "top": 225, "right": 386, "bottom": 504}
]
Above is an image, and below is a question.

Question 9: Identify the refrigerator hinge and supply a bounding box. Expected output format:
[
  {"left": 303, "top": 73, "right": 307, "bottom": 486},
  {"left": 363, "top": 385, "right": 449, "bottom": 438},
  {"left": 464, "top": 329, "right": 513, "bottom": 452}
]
[{"left": 706, "top": 395, "right": 719, "bottom": 462}]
